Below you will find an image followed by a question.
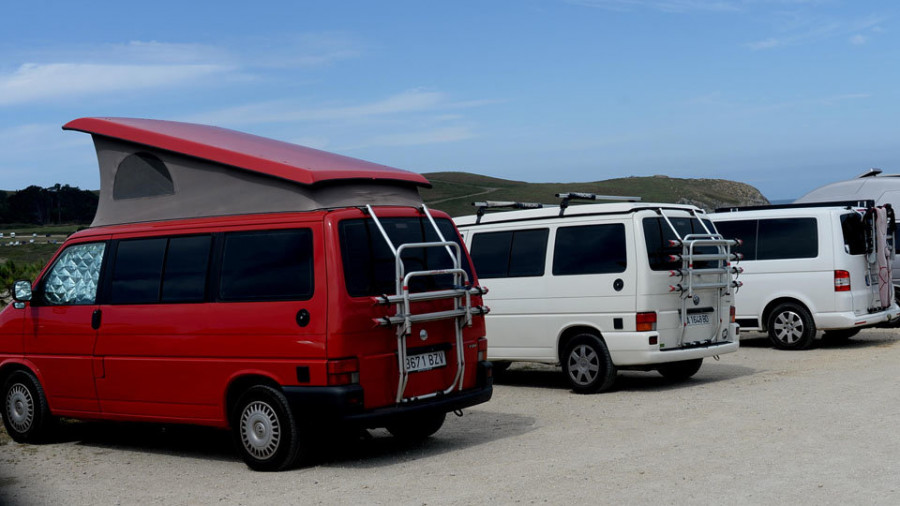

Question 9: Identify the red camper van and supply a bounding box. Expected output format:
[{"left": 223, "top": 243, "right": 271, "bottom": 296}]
[{"left": 0, "top": 118, "right": 492, "bottom": 471}]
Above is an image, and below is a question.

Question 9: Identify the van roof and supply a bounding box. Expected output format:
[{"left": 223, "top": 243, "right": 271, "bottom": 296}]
[
  {"left": 64, "top": 117, "right": 430, "bottom": 187},
  {"left": 64, "top": 117, "right": 429, "bottom": 227},
  {"left": 454, "top": 202, "right": 704, "bottom": 227}
]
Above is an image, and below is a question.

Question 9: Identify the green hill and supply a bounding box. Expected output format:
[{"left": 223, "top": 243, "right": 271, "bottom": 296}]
[{"left": 421, "top": 172, "right": 769, "bottom": 217}]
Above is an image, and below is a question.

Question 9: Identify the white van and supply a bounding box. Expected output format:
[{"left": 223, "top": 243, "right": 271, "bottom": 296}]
[
  {"left": 711, "top": 201, "right": 899, "bottom": 350},
  {"left": 454, "top": 194, "right": 741, "bottom": 393},
  {"left": 795, "top": 169, "right": 900, "bottom": 296}
]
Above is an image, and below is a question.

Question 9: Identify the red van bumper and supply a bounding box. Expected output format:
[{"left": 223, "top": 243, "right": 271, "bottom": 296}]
[{"left": 281, "top": 361, "right": 493, "bottom": 428}]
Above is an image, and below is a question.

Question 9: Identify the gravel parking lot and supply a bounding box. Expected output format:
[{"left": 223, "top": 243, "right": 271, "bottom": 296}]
[{"left": 2, "top": 330, "right": 900, "bottom": 505}]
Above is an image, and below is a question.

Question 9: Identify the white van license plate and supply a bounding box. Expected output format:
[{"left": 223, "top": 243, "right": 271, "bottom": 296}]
[
  {"left": 686, "top": 313, "right": 711, "bottom": 326},
  {"left": 405, "top": 351, "right": 447, "bottom": 372}
]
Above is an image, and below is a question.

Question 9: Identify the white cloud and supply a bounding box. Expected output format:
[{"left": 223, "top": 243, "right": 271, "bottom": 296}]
[
  {"left": 0, "top": 62, "right": 232, "bottom": 106},
  {"left": 849, "top": 34, "right": 868, "bottom": 45},
  {"left": 745, "top": 14, "right": 886, "bottom": 50},
  {"left": 182, "top": 89, "right": 467, "bottom": 126}
]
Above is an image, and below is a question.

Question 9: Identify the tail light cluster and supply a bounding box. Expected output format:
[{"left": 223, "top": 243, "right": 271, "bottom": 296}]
[
  {"left": 834, "top": 270, "right": 851, "bottom": 292},
  {"left": 327, "top": 358, "right": 360, "bottom": 386},
  {"left": 636, "top": 311, "right": 657, "bottom": 332},
  {"left": 730, "top": 305, "right": 736, "bottom": 323},
  {"left": 477, "top": 337, "right": 488, "bottom": 362}
]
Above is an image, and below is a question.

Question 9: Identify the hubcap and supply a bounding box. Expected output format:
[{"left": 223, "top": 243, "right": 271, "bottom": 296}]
[
  {"left": 567, "top": 344, "right": 600, "bottom": 386},
  {"left": 240, "top": 401, "right": 281, "bottom": 460},
  {"left": 6, "top": 383, "right": 34, "bottom": 433},
  {"left": 774, "top": 311, "right": 804, "bottom": 344}
]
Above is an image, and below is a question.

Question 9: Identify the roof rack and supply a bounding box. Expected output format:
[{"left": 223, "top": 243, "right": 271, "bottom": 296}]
[
  {"left": 473, "top": 201, "right": 544, "bottom": 223},
  {"left": 716, "top": 199, "right": 876, "bottom": 213},
  {"left": 556, "top": 192, "right": 641, "bottom": 216}
]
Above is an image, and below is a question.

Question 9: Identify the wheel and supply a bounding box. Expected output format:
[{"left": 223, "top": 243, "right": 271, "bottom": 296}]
[
  {"left": 231, "top": 385, "right": 303, "bottom": 471},
  {"left": 822, "top": 327, "right": 861, "bottom": 343},
  {"left": 2, "top": 370, "right": 54, "bottom": 443},
  {"left": 767, "top": 302, "right": 816, "bottom": 350},
  {"left": 561, "top": 333, "right": 617, "bottom": 393},
  {"left": 386, "top": 411, "right": 446, "bottom": 442},
  {"left": 657, "top": 359, "right": 703, "bottom": 381}
]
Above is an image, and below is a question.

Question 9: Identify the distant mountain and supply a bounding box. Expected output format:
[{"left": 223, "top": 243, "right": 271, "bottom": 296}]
[{"left": 420, "top": 172, "right": 769, "bottom": 217}]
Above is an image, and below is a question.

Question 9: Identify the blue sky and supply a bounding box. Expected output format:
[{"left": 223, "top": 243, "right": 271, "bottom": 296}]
[{"left": 1, "top": 0, "right": 897, "bottom": 201}]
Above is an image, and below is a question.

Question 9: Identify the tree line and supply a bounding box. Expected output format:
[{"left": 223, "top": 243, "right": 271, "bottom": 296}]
[{"left": 0, "top": 184, "right": 98, "bottom": 225}]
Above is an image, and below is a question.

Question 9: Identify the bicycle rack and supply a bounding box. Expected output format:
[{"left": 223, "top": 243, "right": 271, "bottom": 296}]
[{"left": 367, "top": 204, "right": 489, "bottom": 403}]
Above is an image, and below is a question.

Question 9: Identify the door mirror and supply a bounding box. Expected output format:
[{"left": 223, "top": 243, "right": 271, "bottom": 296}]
[{"left": 13, "top": 280, "right": 32, "bottom": 302}]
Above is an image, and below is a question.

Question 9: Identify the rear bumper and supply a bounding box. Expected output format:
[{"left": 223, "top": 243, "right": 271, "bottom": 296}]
[
  {"left": 815, "top": 306, "right": 900, "bottom": 330},
  {"left": 282, "top": 361, "right": 493, "bottom": 428},
  {"left": 606, "top": 323, "right": 740, "bottom": 366}
]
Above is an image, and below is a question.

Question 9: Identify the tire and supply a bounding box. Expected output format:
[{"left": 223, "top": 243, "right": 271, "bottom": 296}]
[
  {"left": 767, "top": 302, "right": 817, "bottom": 350},
  {"left": 231, "top": 385, "right": 303, "bottom": 472},
  {"left": 822, "top": 327, "right": 861, "bottom": 343},
  {"left": 561, "top": 333, "right": 617, "bottom": 394},
  {"left": 657, "top": 358, "right": 703, "bottom": 381},
  {"left": 2, "top": 370, "right": 54, "bottom": 443},
  {"left": 386, "top": 411, "right": 446, "bottom": 442}
]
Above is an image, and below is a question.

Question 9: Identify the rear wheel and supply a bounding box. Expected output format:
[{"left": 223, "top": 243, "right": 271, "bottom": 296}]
[
  {"left": 657, "top": 358, "right": 703, "bottom": 381},
  {"left": 767, "top": 302, "right": 816, "bottom": 350},
  {"left": 2, "top": 370, "right": 54, "bottom": 443},
  {"left": 561, "top": 333, "right": 617, "bottom": 394},
  {"left": 386, "top": 411, "right": 446, "bottom": 442},
  {"left": 231, "top": 385, "right": 303, "bottom": 472}
]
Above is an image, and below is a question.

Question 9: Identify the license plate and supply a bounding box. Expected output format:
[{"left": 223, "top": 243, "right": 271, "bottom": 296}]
[
  {"left": 686, "top": 313, "right": 711, "bottom": 326},
  {"left": 405, "top": 350, "right": 447, "bottom": 373}
]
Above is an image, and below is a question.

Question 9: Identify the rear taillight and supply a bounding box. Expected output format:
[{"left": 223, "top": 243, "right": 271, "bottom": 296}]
[
  {"left": 834, "top": 270, "right": 851, "bottom": 292},
  {"left": 636, "top": 311, "right": 657, "bottom": 332},
  {"left": 730, "top": 306, "right": 736, "bottom": 323},
  {"left": 327, "top": 358, "right": 360, "bottom": 386},
  {"left": 477, "top": 337, "right": 488, "bottom": 361}
]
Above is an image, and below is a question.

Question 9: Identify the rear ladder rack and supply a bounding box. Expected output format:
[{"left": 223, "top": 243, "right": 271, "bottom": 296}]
[{"left": 367, "top": 204, "right": 489, "bottom": 404}]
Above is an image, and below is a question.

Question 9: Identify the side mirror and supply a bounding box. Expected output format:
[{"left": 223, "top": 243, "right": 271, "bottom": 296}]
[{"left": 13, "top": 280, "right": 32, "bottom": 302}]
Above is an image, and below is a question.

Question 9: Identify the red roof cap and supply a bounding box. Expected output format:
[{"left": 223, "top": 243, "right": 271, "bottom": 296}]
[{"left": 63, "top": 117, "right": 430, "bottom": 187}]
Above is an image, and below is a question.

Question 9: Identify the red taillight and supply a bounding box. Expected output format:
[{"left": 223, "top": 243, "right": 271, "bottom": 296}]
[
  {"left": 327, "top": 358, "right": 360, "bottom": 386},
  {"left": 730, "top": 306, "right": 736, "bottom": 323},
  {"left": 477, "top": 337, "right": 488, "bottom": 361},
  {"left": 636, "top": 311, "right": 657, "bottom": 332},
  {"left": 834, "top": 270, "right": 851, "bottom": 292}
]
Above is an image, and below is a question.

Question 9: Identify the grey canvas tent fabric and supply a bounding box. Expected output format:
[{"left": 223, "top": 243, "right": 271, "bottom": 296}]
[{"left": 68, "top": 119, "right": 428, "bottom": 227}]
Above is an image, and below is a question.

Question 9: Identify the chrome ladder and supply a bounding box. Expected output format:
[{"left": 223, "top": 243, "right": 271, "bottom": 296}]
[
  {"left": 367, "top": 204, "right": 489, "bottom": 403},
  {"left": 660, "top": 208, "right": 743, "bottom": 345}
]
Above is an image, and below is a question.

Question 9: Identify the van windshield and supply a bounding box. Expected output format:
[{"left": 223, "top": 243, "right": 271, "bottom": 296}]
[{"left": 339, "top": 217, "right": 473, "bottom": 297}]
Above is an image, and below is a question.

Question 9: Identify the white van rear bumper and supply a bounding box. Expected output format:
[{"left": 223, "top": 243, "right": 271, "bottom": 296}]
[
  {"left": 815, "top": 306, "right": 900, "bottom": 330},
  {"left": 606, "top": 325, "right": 740, "bottom": 366}
]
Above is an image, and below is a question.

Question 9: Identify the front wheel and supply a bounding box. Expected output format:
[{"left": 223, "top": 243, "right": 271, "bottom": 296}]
[
  {"left": 767, "top": 302, "right": 816, "bottom": 350},
  {"left": 386, "top": 411, "right": 446, "bottom": 442},
  {"left": 2, "top": 370, "right": 54, "bottom": 443},
  {"left": 657, "top": 358, "right": 703, "bottom": 381},
  {"left": 231, "top": 385, "right": 303, "bottom": 472},
  {"left": 561, "top": 333, "right": 617, "bottom": 394}
]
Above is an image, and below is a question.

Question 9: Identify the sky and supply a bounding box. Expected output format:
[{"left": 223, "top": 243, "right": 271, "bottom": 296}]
[{"left": 1, "top": 0, "right": 898, "bottom": 201}]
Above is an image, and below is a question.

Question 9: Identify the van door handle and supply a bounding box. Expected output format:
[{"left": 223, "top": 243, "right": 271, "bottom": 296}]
[{"left": 91, "top": 309, "right": 102, "bottom": 330}]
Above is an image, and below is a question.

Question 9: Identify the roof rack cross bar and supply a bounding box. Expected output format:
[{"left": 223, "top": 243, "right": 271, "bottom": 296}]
[
  {"left": 556, "top": 192, "right": 642, "bottom": 216},
  {"left": 473, "top": 201, "right": 544, "bottom": 224}
]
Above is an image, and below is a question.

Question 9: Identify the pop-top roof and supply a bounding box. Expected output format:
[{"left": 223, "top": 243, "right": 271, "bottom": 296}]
[{"left": 63, "top": 117, "right": 430, "bottom": 187}]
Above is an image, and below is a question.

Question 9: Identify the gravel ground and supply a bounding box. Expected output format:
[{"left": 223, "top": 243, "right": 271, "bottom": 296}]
[{"left": 2, "top": 330, "right": 900, "bottom": 505}]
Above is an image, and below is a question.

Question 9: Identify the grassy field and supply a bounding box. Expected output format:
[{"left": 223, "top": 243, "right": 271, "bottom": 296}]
[{"left": 420, "top": 171, "right": 770, "bottom": 217}]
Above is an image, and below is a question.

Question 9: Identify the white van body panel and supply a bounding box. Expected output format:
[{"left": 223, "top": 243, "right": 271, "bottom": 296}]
[
  {"left": 796, "top": 173, "right": 900, "bottom": 289},
  {"left": 456, "top": 203, "right": 740, "bottom": 369},
  {"left": 711, "top": 206, "right": 900, "bottom": 334}
]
